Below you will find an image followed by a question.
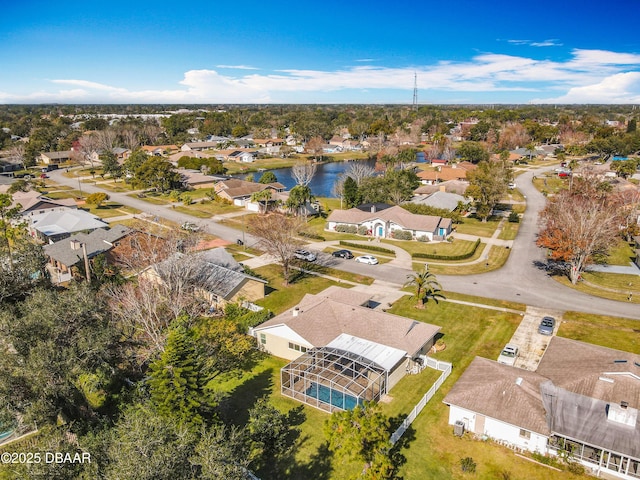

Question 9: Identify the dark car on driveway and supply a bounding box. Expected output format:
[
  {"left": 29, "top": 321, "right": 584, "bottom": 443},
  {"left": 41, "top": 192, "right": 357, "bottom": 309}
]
[
  {"left": 331, "top": 249, "right": 354, "bottom": 259},
  {"left": 538, "top": 316, "right": 556, "bottom": 335}
]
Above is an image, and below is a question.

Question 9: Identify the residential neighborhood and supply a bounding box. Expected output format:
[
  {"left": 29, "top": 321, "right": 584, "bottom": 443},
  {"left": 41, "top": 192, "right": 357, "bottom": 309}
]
[{"left": 0, "top": 103, "right": 639, "bottom": 480}]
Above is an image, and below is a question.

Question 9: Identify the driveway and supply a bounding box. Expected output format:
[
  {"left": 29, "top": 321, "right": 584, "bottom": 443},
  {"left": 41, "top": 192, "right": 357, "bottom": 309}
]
[{"left": 511, "top": 307, "right": 562, "bottom": 371}]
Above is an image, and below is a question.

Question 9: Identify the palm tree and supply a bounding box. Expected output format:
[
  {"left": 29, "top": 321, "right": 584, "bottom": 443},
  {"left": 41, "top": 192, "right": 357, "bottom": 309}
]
[
  {"left": 403, "top": 264, "right": 445, "bottom": 309},
  {"left": 251, "top": 189, "right": 272, "bottom": 214}
]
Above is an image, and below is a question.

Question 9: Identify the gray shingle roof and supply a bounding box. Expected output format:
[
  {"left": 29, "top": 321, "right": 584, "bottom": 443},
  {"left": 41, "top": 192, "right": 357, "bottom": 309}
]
[
  {"left": 44, "top": 225, "right": 131, "bottom": 267},
  {"left": 327, "top": 205, "right": 446, "bottom": 233}
]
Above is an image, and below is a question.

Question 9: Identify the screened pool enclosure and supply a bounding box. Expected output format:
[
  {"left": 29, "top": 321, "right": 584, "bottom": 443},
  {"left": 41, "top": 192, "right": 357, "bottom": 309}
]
[{"left": 281, "top": 346, "right": 388, "bottom": 412}]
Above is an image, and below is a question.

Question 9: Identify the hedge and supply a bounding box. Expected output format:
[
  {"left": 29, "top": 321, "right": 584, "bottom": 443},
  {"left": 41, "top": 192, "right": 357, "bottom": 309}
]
[
  {"left": 339, "top": 240, "right": 395, "bottom": 255},
  {"left": 412, "top": 238, "right": 481, "bottom": 260},
  {"left": 298, "top": 231, "right": 325, "bottom": 241}
]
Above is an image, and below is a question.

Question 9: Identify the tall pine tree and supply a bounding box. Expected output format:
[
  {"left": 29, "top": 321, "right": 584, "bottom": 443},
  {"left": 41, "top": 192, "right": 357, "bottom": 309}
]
[{"left": 149, "top": 322, "right": 207, "bottom": 426}]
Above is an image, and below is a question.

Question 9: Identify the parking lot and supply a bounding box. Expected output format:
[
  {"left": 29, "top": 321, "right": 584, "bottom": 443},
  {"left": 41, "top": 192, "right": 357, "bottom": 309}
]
[{"left": 507, "top": 306, "right": 563, "bottom": 371}]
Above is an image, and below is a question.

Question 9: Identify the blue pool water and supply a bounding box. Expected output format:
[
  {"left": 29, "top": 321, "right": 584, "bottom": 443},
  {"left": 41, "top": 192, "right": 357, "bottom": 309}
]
[{"left": 305, "top": 382, "right": 361, "bottom": 410}]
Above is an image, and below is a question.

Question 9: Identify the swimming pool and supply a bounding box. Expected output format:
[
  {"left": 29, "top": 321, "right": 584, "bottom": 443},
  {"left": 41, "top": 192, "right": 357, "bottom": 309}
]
[{"left": 305, "top": 382, "right": 361, "bottom": 410}]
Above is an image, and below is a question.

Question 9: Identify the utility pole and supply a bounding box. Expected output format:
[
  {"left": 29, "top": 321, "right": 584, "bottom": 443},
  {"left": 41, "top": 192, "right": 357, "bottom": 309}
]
[{"left": 412, "top": 72, "right": 418, "bottom": 111}]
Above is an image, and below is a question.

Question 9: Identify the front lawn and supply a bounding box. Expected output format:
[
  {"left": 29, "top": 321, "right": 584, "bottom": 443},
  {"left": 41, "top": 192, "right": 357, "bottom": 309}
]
[
  {"left": 382, "top": 238, "right": 477, "bottom": 257},
  {"left": 554, "top": 271, "right": 640, "bottom": 304},
  {"left": 559, "top": 311, "right": 640, "bottom": 353},
  {"left": 174, "top": 201, "right": 243, "bottom": 218},
  {"left": 415, "top": 245, "right": 510, "bottom": 275},
  {"left": 253, "top": 264, "right": 345, "bottom": 314},
  {"left": 80, "top": 203, "right": 140, "bottom": 218},
  {"left": 605, "top": 238, "right": 637, "bottom": 265},
  {"left": 454, "top": 216, "right": 501, "bottom": 237}
]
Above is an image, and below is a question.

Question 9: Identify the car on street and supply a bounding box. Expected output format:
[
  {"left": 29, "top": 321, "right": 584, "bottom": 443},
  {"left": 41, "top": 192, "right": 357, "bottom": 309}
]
[
  {"left": 355, "top": 255, "right": 378, "bottom": 265},
  {"left": 508, "top": 182, "right": 516, "bottom": 189},
  {"left": 331, "top": 249, "right": 354, "bottom": 259},
  {"left": 181, "top": 222, "right": 200, "bottom": 232},
  {"left": 497, "top": 343, "right": 519, "bottom": 366},
  {"left": 538, "top": 316, "right": 556, "bottom": 335},
  {"left": 294, "top": 249, "right": 316, "bottom": 262}
]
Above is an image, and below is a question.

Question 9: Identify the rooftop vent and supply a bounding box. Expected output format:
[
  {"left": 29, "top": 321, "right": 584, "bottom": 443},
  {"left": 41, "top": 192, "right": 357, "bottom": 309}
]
[
  {"left": 614, "top": 359, "right": 628, "bottom": 364},
  {"left": 292, "top": 307, "right": 300, "bottom": 317},
  {"left": 515, "top": 377, "right": 523, "bottom": 386}
]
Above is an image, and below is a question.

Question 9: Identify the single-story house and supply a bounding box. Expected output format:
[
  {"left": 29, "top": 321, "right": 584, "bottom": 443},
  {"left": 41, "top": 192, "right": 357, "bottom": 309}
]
[
  {"left": 43, "top": 225, "right": 131, "bottom": 283},
  {"left": 414, "top": 180, "right": 469, "bottom": 196},
  {"left": 181, "top": 141, "right": 223, "bottom": 152},
  {"left": 252, "top": 286, "right": 441, "bottom": 412},
  {"left": 326, "top": 203, "right": 452, "bottom": 241},
  {"left": 40, "top": 151, "right": 73, "bottom": 165},
  {"left": 140, "top": 247, "right": 266, "bottom": 309},
  {"left": 213, "top": 149, "right": 258, "bottom": 163},
  {"left": 409, "top": 190, "right": 470, "bottom": 212},
  {"left": 178, "top": 169, "right": 218, "bottom": 189},
  {"left": 12, "top": 191, "right": 77, "bottom": 218},
  {"left": 443, "top": 337, "right": 640, "bottom": 480},
  {"left": 141, "top": 144, "right": 180, "bottom": 156},
  {"left": 214, "top": 178, "right": 285, "bottom": 206},
  {"left": 28, "top": 209, "right": 109, "bottom": 243},
  {"left": 417, "top": 163, "right": 476, "bottom": 185}
]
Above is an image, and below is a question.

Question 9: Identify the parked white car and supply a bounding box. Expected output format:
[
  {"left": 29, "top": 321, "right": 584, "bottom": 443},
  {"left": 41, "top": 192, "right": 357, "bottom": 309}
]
[
  {"left": 294, "top": 249, "right": 316, "bottom": 262},
  {"left": 355, "top": 255, "right": 379, "bottom": 265},
  {"left": 497, "top": 344, "right": 519, "bottom": 366}
]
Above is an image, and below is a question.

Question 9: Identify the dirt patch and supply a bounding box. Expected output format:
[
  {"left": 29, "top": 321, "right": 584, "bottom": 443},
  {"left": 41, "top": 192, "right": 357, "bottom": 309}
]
[{"left": 196, "top": 238, "right": 232, "bottom": 250}]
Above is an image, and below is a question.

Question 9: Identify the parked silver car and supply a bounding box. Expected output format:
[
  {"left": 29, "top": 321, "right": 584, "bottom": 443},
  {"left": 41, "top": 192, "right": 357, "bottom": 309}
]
[{"left": 538, "top": 316, "right": 556, "bottom": 335}]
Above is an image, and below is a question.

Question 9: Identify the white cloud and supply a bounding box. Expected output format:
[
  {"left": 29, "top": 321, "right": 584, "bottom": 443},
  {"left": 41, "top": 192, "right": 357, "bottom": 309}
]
[
  {"left": 215, "top": 65, "right": 259, "bottom": 70},
  {"left": 532, "top": 72, "right": 640, "bottom": 104},
  {"left": 1, "top": 48, "right": 639, "bottom": 103},
  {"left": 506, "top": 39, "right": 562, "bottom": 47}
]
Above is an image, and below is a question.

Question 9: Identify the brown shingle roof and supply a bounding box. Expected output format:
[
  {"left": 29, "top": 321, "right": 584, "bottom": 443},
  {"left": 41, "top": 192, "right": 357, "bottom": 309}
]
[
  {"left": 255, "top": 287, "right": 440, "bottom": 357},
  {"left": 443, "top": 356, "right": 550, "bottom": 435},
  {"left": 417, "top": 166, "right": 468, "bottom": 182}
]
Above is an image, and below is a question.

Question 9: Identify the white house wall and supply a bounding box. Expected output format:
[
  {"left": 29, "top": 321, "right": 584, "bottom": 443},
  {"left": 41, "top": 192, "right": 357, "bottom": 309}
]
[{"left": 448, "top": 405, "right": 548, "bottom": 453}]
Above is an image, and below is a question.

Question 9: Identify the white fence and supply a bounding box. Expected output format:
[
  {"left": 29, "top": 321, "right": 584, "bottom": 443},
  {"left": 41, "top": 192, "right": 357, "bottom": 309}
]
[{"left": 390, "top": 358, "right": 452, "bottom": 445}]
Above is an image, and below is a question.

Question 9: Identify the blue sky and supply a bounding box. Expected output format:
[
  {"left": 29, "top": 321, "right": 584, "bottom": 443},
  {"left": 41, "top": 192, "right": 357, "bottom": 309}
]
[{"left": 1, "top": 0, "right": 639, "bottom": 104}]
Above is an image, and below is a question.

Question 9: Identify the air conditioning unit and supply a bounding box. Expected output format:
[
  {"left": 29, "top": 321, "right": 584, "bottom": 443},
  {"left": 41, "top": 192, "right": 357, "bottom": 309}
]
[{"left": 454, "top": 420, "right": 465, "bottom": 437}]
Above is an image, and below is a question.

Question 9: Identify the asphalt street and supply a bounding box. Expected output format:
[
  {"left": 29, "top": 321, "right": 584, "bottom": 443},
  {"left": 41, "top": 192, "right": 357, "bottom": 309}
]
[{"left": 47, "top": 167, "right": 640, "bottom": 320}]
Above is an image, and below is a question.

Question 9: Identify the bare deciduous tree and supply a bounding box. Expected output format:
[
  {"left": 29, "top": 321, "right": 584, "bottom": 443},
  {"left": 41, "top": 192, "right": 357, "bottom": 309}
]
[
  {"left": 537, "top": 176, "right": 621, "bottom": 284},
  {"left": 78, "top": 133, "right": 100, "bottom": 167},
  {"left": 345, "top": 162, "right": 375, "bottom": 185},
  {"left": 120, "top": 126, "right": 141, "bottom": 151},
  {"left": 95, "top": 128, "right": 118, "bottom": 152},
  {"left": 8, "top": 144, "right": 25, "bottom": 169},
  {"left": 248, "top": 213, "right": 304, "bottom": 285},
  {"left": 305, "top": 136, "right": 324, "bottom": 161},
  {"left": 291, "top": 161, "right": 317, "bottom": 187}
]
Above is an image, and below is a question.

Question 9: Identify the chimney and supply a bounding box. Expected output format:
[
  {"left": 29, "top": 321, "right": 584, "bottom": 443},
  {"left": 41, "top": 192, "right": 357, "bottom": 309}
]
[
  {"left": 370, "top": 205, "right": 376, "bottom": 213},
  {"left": 292, "top": 307, "right": 300, "bottom": 317},
  {"left": 439, "top": 185, "right": 446, "bottom": 192}
]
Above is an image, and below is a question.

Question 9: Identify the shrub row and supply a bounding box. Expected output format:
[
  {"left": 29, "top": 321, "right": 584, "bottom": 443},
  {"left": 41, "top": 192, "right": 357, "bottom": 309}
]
[
  {"left": 339, "top": 241, "right": 395, "bottom": 255},
  {"left": 412, "top": 238, "right": 481, "bottom": 260},
  {"left": 298, "top": 231, "right": 325, "bottom": 241}
]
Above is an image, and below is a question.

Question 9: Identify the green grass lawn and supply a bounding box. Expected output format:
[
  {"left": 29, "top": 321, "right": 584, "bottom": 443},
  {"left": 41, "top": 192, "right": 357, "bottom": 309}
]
[
  {"left": 454, "top": 216, "right": 501, "bottom": 237},
  {"left": 253, "top": 264, "right": 345, "bottom": 314},
  {"left": 605, "top": 238, "right": 636, "bottom": 265},
  {"left": 97, "top": 181, "right": 135, "bottom": 193},
  {"left": 42, "top": 189, "right": 83, "bottom": 200},
  {"left": 497, "top": 220, "right": 520, "bottom": 240},
  {"left": 298, "top": 263, "right": 375, "bottom": 285},
  {"left": 553, "top": 271, "right": 640, "bottom": 304},
  {"left": 559, "top": 311, "right": 640, "bottom": 353},
  {"left": 80, "top": 202, "right": 140, "bottom": 218},
  {"left": 382, "top": 238, "right": 477, "bottom": 257},
  {"left": 174, "top": 201, "right": 243, "bottom": 218},
  {"left": 532, "top": 173, "right": 568, "bottom": 195}
]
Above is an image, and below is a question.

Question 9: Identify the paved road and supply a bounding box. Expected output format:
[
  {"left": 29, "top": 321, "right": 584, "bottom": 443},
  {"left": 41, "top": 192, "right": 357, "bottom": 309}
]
[{"left": 48, "top": 167, "right": 640, "bottom": 320}]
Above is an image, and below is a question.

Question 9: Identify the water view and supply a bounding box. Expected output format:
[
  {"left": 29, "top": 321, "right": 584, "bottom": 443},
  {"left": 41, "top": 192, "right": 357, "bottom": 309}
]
[{"left": 233, "top": 158, "right": 377, "bottom": 198}]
